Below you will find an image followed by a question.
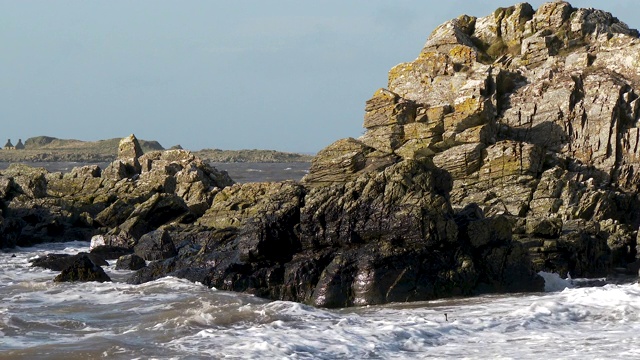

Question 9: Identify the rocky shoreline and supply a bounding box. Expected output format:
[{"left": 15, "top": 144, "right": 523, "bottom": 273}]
[
  {"left": 0, "top": 136, "right": 313, "bottom": 164},
  {"left": 3, "top": 1, "right": 640, "bottom": 308}
]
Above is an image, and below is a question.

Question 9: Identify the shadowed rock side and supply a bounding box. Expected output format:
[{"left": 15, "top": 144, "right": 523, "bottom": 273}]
[{"left": 3, "top": 2, "right": 640, "bottom": 307}]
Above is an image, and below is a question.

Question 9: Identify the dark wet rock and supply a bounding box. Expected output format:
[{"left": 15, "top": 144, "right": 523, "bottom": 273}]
[
  {"left": 115, "top": 254, "right": 146, "bottom": 271},
  {"left": 90, "top": 245, "right": 133, "bottom": 261},
  {"left": 126, "top": 158, "right": 542, "bottom": 307},
  {"left": 134, "top": 229, "right": 178, "bottom": 261},
  {"left": 54, "top": 254, "right": 111, "bottom": 282},
  {"left": 31, "top": 252, "right": 108, "bottom": 271}
]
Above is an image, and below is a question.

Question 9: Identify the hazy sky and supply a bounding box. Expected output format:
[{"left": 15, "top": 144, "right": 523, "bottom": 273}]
[{"left": 1, "top": 1, "right": 637, "bottom": 152}]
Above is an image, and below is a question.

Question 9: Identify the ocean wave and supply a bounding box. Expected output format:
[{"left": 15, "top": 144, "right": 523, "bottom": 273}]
[{"left": 2, "top": 242, "right": 640, "bottom": 358}]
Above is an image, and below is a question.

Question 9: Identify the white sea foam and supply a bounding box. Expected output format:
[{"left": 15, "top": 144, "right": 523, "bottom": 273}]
[
  {"left": 1, "top": 242, "right": 640, "bottom": 359},
  {"left": 538, "top": 271, "right": 575, "bottom": 292}
]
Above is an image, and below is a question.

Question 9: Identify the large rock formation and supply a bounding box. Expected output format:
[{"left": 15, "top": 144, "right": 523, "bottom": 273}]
[
  {"left": 304, "top": 1, "right": 640, "bottom": 279},
  {"left": 3, "top": 2, "right": 639, "bottom": 307}
]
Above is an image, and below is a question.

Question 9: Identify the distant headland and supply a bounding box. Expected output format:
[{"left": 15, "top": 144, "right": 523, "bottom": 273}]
[{"left": 0, "top": 136, "right": 313, "bottom": 163}]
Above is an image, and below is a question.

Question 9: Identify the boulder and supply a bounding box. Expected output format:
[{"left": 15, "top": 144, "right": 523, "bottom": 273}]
[
  {"left": 134, "top": 229, "right": 178, "bottom": 261},
  {"left": 1, "top": 164, "right": 48, "bottom": 199},
  {"left": 90, "top": 245, "right": 133, "bottom": 261},
  {"left": 118, "top": 133, "right": 144, "bottom": 162},
  {"left": 53, "top": 254, "right": 111, "bottom": 283},
  {"left": 31, "top": 253, "right": 108, "bottom": 271},
  {"left": 116, "top": 254, "right": 147, "bottom": 270},
  {"left": 197, "top": 181, "right": 304, "bottom": 230}
]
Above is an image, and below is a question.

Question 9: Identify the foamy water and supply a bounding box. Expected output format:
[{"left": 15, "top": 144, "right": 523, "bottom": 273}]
[{"left": 1, "top": 242, "right": 639, "bottom": 359}]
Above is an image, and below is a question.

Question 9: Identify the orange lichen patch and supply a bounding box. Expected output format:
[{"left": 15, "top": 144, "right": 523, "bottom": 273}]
[
  {"left": 389, "top": 51, "right": 453, "bottom": 86},
  {"left": 388, "top": 62, "right": 415, "bottom": 87},
  {"left": 443, "top": 97, "right": 494, "bottom": 133},
  {"left": 454, "top": 96, "right": 483, "bottom": 115},
  {"left": 448, "top": 45, "right": 477, "bottom": 65},
  {"left": 455, "top": 124, "right": 495, "bottom": 144},
  {"left": 424, "top": 105, "right": 453, "bottom": 123}
]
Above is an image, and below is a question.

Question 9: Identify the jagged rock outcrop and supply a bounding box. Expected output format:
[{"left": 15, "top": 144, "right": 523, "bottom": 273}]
[
  {"left": 302, "top": 1, "right": 640, "bottom": 279},
  {"left": 0, "top": 134, "right": 234, "bottom": 249},
  {"left": 4, "top": 2, "right": 640, "bottom": 304}
]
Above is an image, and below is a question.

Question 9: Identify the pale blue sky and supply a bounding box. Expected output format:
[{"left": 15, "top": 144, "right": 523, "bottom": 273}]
[{"left": 1, "top": 1, "right": 637, "bottom": 152}]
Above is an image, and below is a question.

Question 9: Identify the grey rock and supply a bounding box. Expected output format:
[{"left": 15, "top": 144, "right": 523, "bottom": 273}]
[
  {"left": 116, "top": 254, "right": 146, "bottom": 271},
  {"left": 134, "top": 229, "right": 177, "bottom": 261},
  {"left": 53, "top": 254, "right": 111, "bottom": 283}
]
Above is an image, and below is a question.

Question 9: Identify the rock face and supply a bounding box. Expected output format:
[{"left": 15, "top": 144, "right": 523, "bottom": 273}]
[
  {"left": 3, "top": 2, "right": 640, "bottom": 307},
  {"left": 304, "top": 1, "right": 640, "bottom": 279}
]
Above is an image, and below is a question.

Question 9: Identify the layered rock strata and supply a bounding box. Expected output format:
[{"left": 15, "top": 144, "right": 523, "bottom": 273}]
[{"left": 305, "top": 1, "right": 640, "bottom": 279}]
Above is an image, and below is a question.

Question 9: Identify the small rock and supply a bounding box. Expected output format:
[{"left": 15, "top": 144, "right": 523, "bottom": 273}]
[
  {"left": 31, "top": 252, "right": 108, "bottom": 271},
  {"left": 115, "top": 254, "right": 146, "bottom": 270},
  {"left": 90, "top": 245, "right": 133, "bottom": 261},
  {"left": 54, "top": 255, "right": 111, "bottom": 282}
]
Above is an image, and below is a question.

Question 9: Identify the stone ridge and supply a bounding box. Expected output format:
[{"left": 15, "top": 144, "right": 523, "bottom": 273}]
[{"left": 304, "top": 1, "right": 640, "bottom": 278}]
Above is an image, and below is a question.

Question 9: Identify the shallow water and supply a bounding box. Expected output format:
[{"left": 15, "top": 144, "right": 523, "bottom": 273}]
[
  {"left": 0, "top": 161, "right": 310, "bottom": 183},
  {"left": 1, "top": 242, "right": 639, "bottom": 359},
  {"left": 209, "top": 161, "right": 309, "bottom": 183}
]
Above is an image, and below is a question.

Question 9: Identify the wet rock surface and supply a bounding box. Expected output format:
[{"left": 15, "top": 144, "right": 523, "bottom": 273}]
[{"left": 53, "top": 254, "right": 111, "bottom": 283}]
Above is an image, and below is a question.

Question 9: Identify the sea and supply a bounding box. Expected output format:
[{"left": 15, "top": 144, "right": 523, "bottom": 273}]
[
  {"left": 1, "top": 162, "right": 640, "bottom": 359},
  {"left": 0, "top": 161, "right": 311, "bottom": 184}
]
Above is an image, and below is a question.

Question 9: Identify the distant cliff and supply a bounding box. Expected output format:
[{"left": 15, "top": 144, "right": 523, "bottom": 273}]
[
  {"left": 193, "top": 149, "right": 313, "bottom": 163},
  {"left": 0, "top": 136, "right": 164, "bottom": 162},
  {"left": 0, "top": 136, "right": 312, "bottom": 163}
]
